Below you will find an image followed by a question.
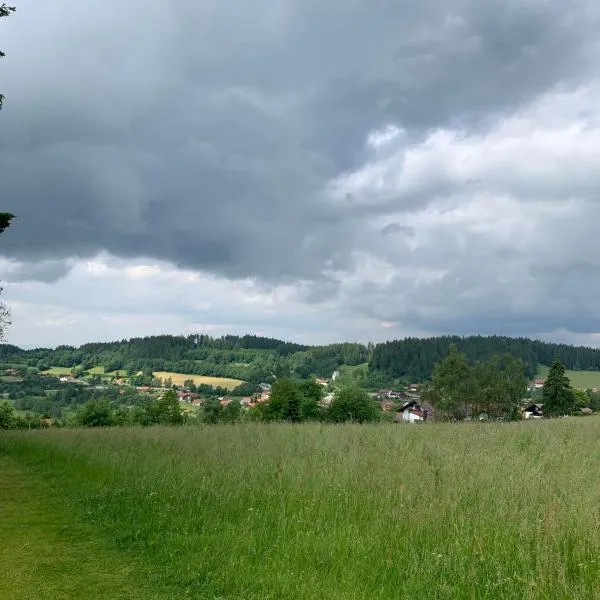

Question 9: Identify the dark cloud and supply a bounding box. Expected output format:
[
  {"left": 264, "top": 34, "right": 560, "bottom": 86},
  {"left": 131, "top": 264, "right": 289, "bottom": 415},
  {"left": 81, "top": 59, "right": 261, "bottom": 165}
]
[
  {"left": 0, "top": 259, "right": 72, "bottom": 283},
  {"left": 3, "top": 1, "right": 598, "bottom": 274},
  {"left": 3, "top": 0, "right": 600, "bottom": 342}
]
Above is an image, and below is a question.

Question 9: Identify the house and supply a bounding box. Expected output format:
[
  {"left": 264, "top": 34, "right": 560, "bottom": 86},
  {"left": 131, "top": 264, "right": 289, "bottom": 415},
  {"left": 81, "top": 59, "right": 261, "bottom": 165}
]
[
  {"left": 529, "top": 378, "right": 545, "bottom": 391},
  {"left": 380, "top": 401, "right": 394, "bottom": 412},
  {"left": 524, "top": 403, "right": 543, "bottom": 419},
  {"left": 4, "top": 368, "right": 18, "bottom": 377},
  {"left": 259, "top": 382, "right": 272, "bottom": 392},
  {"left": 315, "top": 378, "right": 329, "bottom": 386},
  {"left": 240, "top": 397, "right": 253, "bottom": 407},
  {"left": 396, "top": 400, "right": 426, "bottom": 424},
  {"left": 177, "top": 391, "right": 199, "bottom": 402},
  {"left": 580, "top": 407, "right": 594, "bottom": 415}
]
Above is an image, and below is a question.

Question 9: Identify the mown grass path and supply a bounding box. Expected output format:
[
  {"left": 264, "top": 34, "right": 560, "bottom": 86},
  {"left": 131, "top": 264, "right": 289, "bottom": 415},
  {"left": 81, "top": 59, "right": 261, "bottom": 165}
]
[{"left": 0, "top": 456, "right": 158, "bottom": 600}]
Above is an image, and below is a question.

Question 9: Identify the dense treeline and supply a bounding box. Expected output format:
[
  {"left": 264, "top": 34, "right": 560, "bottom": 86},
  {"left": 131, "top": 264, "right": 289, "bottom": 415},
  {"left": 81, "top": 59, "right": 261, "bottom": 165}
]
[
  {"left": 370, "top": 336, "right": 600, "bottom": 381},
  {"left": 5, "top": 333, "right": 600, "bottom": 387}
]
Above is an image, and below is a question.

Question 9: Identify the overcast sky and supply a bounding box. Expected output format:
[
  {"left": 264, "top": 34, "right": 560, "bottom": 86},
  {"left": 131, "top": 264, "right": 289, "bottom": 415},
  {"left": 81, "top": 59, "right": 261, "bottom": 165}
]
[{"left": 2, "top": 1, "right": 600, "bottom": 348}]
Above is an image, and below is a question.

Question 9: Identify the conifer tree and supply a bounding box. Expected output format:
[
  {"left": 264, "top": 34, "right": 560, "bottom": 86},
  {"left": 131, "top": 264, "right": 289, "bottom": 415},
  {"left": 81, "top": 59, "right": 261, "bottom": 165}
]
[{"left": 542, "top": 360, "right": 575, "bottom": 416}]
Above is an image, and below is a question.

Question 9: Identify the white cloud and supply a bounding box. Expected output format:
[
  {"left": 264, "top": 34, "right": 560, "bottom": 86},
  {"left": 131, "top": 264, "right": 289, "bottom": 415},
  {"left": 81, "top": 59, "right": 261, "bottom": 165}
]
[{"left": 316, "top": 85, "right": 600, "bottom": 339}]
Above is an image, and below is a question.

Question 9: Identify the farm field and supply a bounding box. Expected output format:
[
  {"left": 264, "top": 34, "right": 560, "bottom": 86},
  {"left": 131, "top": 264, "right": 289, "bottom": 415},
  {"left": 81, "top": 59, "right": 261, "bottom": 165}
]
[
  {"left": 538, "top": 364, "right": 600, "bottom": 389},
  {"left": 152, "top": 371, "right": 244, "bottom": 390},
  {"left": 2, "top": 420, "right": 600, "bottom": 599}
]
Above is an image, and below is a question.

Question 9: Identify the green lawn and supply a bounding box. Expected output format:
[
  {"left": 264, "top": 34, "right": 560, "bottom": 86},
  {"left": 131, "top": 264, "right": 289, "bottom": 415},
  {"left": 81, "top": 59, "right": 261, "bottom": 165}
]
[
  {"left": 538, "top": 364, "right": 600, "bottom": 389},
  {"left": 3, "top": 421, "right": 600, "bottom": 599}
]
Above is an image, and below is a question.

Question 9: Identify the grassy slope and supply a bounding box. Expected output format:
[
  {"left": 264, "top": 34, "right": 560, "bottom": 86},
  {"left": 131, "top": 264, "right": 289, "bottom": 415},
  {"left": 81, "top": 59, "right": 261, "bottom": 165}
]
[
  {"left": 0, "top": 456, "right": 162, "bottom": 600},
  {"left": 152, "top": 371, "right": 244, "bottom": 390},
  {"left": 3, "top": 421, "right": 600, "bottom": 599},
  {"left": 538, "top": 364, "right": 600, "bottom": 389},
  {"left": 40, "top": 366, "right": 76, "bottom": 376}
]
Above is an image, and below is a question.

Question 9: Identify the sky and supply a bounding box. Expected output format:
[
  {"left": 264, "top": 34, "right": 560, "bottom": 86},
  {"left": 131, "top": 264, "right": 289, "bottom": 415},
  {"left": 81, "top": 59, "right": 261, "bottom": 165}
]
[{"left": 3, "top": 1, "right": 600, "bottom": 349}]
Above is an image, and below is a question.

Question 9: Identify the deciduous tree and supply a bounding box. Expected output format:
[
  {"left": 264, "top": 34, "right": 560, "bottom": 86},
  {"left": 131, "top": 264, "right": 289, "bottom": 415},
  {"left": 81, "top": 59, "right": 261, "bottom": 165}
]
[
  {"left": 328, "top": 386, "right": 379, "bottom": 423},
  {"left": 430, "top": 345, "right": 476, "bottom": 419}
]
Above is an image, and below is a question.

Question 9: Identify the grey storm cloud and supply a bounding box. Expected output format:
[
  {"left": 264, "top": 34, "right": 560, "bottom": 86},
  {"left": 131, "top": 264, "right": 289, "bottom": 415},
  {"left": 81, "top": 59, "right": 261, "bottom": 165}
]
[{"left": 3, "top": 0, "right": 600, "bottom": 341}]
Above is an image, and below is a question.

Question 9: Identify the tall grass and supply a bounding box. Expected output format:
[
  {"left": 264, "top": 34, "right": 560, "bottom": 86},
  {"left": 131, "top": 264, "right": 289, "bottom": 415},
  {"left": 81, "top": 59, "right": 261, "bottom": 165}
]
[{"left": 2, "top": 420, "right": 600, "bottom": 599}]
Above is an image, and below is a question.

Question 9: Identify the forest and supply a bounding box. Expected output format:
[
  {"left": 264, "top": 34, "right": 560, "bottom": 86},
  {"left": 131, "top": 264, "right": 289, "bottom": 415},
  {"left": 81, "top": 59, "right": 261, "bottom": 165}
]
[{"left": 369, "top": 335, "right": 600, "bottom": 380}]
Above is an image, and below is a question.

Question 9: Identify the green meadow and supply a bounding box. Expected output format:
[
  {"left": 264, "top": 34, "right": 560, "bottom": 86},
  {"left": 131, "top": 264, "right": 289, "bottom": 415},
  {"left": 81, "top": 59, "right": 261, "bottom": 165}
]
[
  {"left": 538, "top": 364, "right": 600, "bottom": 390},
  {"left": 2, "top": 420, "right": 600, "bottom": 599}
]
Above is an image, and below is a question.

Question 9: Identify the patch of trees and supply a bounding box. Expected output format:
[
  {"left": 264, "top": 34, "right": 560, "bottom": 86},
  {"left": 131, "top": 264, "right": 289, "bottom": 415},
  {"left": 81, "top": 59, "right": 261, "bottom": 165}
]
[
  {"left": 250, "top": 379, "right": 380, "bottom": 424},
  {"left": 422, "top": 345, "right": 529, "bottom": 420}
]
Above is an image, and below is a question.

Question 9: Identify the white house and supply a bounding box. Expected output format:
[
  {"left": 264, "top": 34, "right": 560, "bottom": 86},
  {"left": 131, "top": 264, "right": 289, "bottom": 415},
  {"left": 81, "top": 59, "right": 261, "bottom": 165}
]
[{"left": 397, "top": 401, "right": 426, "bottom": 423}]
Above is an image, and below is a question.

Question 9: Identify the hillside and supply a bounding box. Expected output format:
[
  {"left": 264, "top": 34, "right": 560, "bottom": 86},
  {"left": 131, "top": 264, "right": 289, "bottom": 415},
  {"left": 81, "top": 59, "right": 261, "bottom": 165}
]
[
  {"left": 370, "top": 335, "right": 600, "bottom": 381},
  {"left": 3, "top": 333, "right": 600, "bottom": 386}
]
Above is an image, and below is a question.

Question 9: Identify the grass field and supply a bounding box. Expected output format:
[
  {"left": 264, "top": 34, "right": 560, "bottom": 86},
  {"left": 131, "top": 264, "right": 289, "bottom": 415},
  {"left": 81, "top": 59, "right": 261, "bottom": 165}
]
[
  {"left": 3, "top": 420, "right": 600, "bottom": 599},
  {"left": 153, "top": 371, "right": 244, "bottom": 390},
  {"left": 106, "top": 369, "right": 128, "bottom": 377},
  {"left": 538, "top": 364, "right": 600, "bottom": 389},
  {"left": 41, "top": 366, "right": 75, "bottom": 376}
]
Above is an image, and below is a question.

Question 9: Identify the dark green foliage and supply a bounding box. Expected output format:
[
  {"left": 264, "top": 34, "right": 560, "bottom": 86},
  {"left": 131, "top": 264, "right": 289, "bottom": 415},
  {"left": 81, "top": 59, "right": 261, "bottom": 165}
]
[
  {"left": 231, "top": 381, "right": 258, "bottom": 396},
  {"left": 260, "top": 379, "right": 300, "bottom": 421},
  {"left": 370, "top": 335, "right": 600, "bottom": 381},
  {"left": 473, "top": 354, "right": 528, "bottom": 418},
  {"left": 202, "top": 397, "right": 223, "bottom": 424},
  {"left": 254, "top": 379, "right": 321, "bottom": 423},
  {"left": 0, "top": 400, "right": 15, "bottom": 428},
  {"left": 429, "top": 345, "right": 476, "bottom": 419},
  {"left": 328, "top": 386, "right": 380, "bottom": 423},
  {"left": 543, "top": 360, "right": 576, "bottom": 416},
  {"left": 221, "top": 398, "right": 241, "bottom": 423},
  {"left": 0, "top": 212, "right": 13, "bottom": 233},
  {"left": 77, "top": 399, "right": 115, "bottom": 427},
  {"left": 156, "top": 390, "right": 184, "bottom": 425},
  {"left": 426, "top": 347, "right": 529, "bottom": 420}
]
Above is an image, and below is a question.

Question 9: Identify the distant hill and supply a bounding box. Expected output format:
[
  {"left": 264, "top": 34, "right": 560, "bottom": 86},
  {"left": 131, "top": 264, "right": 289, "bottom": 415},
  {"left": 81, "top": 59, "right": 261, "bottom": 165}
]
[
  {"left": 369, "top": 335, "right": 600, "bottom": 381},
  {"left": 3, "top": 333, "right": 600, "bottom": 385},
  {"left": 0, "top": 335, "right": 369, "bottom": 384}
]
